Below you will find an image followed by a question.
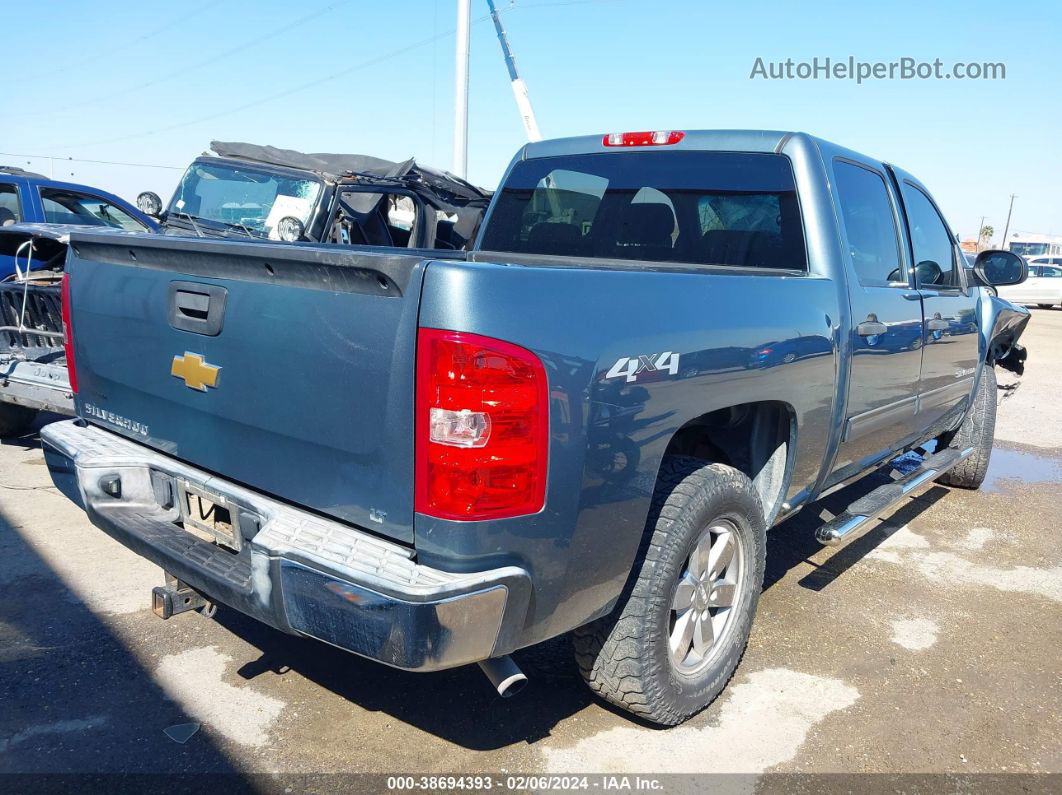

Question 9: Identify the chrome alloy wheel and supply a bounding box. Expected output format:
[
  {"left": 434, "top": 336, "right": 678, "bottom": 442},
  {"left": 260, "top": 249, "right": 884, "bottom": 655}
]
[{"left": 668, "top": 519, "right": 745, "bottom": 673}]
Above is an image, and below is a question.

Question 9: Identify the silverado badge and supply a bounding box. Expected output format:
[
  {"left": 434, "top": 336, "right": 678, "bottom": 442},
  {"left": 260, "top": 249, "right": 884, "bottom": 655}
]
[{"left": 171, "top": 352, "right": 221, "bottom": 392}]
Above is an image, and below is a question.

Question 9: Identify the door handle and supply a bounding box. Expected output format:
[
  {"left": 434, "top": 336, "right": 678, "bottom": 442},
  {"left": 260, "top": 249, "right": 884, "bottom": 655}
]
[
  {"left": 926, "top": 318, "right": 949, "bottom": 331},
  {"left": 857, "top": 321, "right": 888, "bottom": 336}
]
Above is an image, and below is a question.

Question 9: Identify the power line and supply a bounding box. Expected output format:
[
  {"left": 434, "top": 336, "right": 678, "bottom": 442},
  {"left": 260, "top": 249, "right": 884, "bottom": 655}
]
[
  {"left": 37, "top": 1, "right": 623, "bottom": 155},
  {"left": 0, "top": 152, "right": 184, "bottom": 171},
  {"left": 28, "top": 0, "right": 224, "bottom": 82},
  {"left": 26, "top": 0, "right": 354, "bottom": 119},
  {"left": 47, "top": 8, "right": 506, "bottom": 152}
]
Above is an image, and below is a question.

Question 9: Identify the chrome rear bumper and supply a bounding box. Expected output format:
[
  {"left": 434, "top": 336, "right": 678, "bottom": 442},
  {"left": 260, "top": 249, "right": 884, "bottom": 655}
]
[{"left": 41, "top": 419, "right": 531, "bottom": 671}]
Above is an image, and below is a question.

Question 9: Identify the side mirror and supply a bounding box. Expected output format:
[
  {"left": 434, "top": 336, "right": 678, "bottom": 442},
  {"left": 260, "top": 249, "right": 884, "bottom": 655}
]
[
  {"left": 136, "top": 191, "right": 163, "bottom": 218},
  {"left": 973, "top": 249, "right": 1026, "bottom": 287}
]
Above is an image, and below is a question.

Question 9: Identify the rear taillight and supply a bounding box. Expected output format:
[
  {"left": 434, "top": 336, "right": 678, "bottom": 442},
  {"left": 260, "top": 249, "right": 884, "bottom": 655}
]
[
  {"left": 603, "top": 130, "right": 685, "bottom": 147},
  {"left": 60, "top": 273, "right": 78, "bottom": 394},
  {"left": 415, "top": 329, "right": 548, "bottom": 520}
]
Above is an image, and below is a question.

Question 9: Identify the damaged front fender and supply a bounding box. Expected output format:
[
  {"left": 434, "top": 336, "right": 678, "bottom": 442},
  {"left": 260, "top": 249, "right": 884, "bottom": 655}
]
[{"left": 979, "top": 290, "right": 1030, "bottom": 376}]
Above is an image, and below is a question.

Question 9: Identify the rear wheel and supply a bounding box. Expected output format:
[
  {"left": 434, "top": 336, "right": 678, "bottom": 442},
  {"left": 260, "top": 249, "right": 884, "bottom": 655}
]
[
  {"left": 573, "top": 456, "right": 766, "bottom": 726},
  {"left": 936, "top": 365, "right": 996, "bottom": 489},
  {"left": 0, "top": 403, "right": 37, "bottom": 439},
  {"left": 1037, "top": 303, "right": 1054, "bottom": 309}
]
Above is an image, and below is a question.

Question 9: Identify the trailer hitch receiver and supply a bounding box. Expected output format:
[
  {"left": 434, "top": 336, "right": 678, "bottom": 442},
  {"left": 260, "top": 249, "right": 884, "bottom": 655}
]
[{"left": 152, "top": 573, "right": 214, "bottom": 619}]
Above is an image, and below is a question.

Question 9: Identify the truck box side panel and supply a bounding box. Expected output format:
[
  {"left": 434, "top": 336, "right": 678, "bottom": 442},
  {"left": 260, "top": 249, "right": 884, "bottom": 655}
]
[{"left": 416, "top": 259, "right": 840, "bottom": 645}]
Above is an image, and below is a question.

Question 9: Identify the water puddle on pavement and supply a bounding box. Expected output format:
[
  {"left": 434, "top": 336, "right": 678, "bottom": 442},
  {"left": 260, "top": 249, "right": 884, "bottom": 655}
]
[{"left": 983, "top": 445, "right": 1062, "bottom": 493}]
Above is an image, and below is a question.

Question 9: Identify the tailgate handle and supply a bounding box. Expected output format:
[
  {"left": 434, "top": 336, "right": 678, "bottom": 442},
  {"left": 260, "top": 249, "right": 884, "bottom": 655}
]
[{"left": 168, "top": 281, "right": 227, "bottom": 336}]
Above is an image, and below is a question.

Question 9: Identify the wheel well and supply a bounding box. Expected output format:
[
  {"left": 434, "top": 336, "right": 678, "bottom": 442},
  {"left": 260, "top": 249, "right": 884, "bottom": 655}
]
[{"left": 662, "top": 401, "right": 794, "bottom": 522}]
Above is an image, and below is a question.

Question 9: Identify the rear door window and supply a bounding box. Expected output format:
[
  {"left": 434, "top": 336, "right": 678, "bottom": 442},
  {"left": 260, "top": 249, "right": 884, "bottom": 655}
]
[
  {"left": 832, "top": 161, "right": 903, "bottom": 287},
  {"left": 479, "top": 151, "right": 806, "bottom": 269},
  {"left": 0, "top": 183, "right": 21, "bottom": 226}
]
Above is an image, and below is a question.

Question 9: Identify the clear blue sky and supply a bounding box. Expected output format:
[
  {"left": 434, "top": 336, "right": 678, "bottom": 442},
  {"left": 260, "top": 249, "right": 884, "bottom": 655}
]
[{"left": 4, "top": 0, "right": 1059, "bottom": 242}]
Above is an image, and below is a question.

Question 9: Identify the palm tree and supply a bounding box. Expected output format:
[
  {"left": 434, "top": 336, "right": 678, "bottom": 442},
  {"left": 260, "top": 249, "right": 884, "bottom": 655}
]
[{"left": 978, "top": 224, "right": 994, "bottom": 251}]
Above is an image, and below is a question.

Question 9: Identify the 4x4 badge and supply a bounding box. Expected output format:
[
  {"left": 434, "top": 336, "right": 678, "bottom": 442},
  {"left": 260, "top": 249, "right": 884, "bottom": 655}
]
[
  {"left": 171, "top": 352, "right": 221, "bottom": 391},
  {"left": 605, "top": 351, "right": 680, "bottom": 383}
]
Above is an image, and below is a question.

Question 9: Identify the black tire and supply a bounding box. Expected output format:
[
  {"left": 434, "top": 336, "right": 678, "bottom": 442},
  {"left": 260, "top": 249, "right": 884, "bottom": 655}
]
[
  {"left": 573, "top": 456, "right": 766, "bottom": 726},
  {"left": 0, "top": 403, "right": 37, "bottom": 439},
  {"left": 936, "top": 365, "right": 996, "bottom": 489},
  {"left": 1037, "top": 304, "right": 1053, "bottom": 309}
]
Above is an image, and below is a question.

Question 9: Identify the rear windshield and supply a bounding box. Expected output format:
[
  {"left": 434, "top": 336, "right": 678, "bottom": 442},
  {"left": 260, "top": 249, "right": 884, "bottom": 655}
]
[{"left": 479, "top": 151, "right": 806, "bottom": 270}]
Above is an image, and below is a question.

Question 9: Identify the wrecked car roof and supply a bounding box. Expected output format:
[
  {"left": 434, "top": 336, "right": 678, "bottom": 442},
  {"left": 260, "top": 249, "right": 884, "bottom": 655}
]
[
  {"left": 203, "top": 141, "right": 491, "bottom": 226},
  {"left": 208, "top": 141, "right": 489, "bottom": 198},
  {"left": 210, "top": 141, "right": 412, "bottom": 181}
]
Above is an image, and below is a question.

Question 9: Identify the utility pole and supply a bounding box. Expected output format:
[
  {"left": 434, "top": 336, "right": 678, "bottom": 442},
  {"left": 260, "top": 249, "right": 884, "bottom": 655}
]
[
  {"left": 977, "top": 215, "right": 985, "bottom": 251},
  {"left": 1000, "top": 194, "right": 1017, "bottom": 251},
  {"left": 452, "top": 0, "right": 471, "bottom": 179},
  {"left": 486, "top": 0, "right": 542, "bottom": 142}
]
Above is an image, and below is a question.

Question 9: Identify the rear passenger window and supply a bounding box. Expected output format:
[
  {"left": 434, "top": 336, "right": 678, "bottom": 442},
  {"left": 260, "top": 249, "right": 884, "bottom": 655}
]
[
  {"left": 832, "top": 161, "right": 903, "bottom": 287},
  {"left": 479, "top": 151, "right": 806, "bottom": 269},
  {"left": 899, "top": 182, "right": 959, "bottom": 289},
  {"left": 0, "top": 184, "right": 20, "bottom": 226}
]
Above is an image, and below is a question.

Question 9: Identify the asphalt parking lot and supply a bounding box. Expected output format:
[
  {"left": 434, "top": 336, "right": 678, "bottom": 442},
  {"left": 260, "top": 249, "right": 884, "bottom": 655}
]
[{"left": 1, "top": 309, "right": 1060, "bottom": 783}]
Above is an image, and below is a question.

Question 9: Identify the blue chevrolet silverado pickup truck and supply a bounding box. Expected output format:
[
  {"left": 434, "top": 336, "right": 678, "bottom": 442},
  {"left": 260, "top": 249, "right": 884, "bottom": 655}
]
[{"left": 42, "top": 130, "right": 1029, "bottom": 725}]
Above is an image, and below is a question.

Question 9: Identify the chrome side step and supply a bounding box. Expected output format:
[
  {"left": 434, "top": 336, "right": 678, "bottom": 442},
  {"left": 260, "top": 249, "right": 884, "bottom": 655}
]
[{"left": 815, "top": 446, "right": 975, "bottom": 547}]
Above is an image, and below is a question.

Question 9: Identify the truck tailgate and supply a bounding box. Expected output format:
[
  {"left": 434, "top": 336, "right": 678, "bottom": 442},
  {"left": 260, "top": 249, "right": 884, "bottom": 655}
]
[{"left": 65, "top": 233, "right": 436, "bottom": 543}]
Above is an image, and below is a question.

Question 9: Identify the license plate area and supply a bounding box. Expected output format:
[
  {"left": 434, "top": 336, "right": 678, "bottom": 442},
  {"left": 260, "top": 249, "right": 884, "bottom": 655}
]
[{"left": 177, "top": 479, "right": 241, "bottom": 552}]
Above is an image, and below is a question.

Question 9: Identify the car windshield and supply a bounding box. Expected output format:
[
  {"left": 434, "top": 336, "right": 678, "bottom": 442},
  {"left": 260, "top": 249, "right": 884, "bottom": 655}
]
[{"left": 167, "top": 161, "right": 322, "bottom": 238}]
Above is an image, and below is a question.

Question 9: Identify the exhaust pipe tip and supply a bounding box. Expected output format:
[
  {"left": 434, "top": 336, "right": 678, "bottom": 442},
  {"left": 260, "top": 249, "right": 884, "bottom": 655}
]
[{"left": 478, "top": 656, "right": 528, "bottom": 698}]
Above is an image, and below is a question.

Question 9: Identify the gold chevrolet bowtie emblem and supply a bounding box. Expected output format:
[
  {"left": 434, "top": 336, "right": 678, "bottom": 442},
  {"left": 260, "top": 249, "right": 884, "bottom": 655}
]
[{"left": 171, "top": 352, "right": 220, "bottom": 392}]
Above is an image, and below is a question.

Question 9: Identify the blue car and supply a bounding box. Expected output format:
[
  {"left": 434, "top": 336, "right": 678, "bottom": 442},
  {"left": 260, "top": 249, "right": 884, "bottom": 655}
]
[{"left": 0, "top": 166, "right": 157, "bottom": 277}]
